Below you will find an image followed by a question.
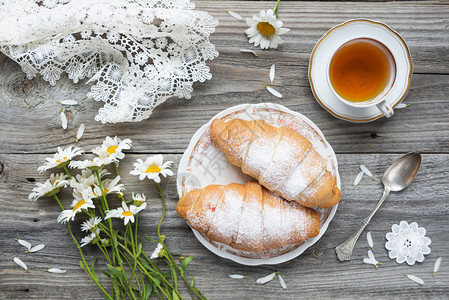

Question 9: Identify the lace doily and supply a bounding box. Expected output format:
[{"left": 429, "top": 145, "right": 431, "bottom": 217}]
[
  {"left": 385, "top": 221, "right": 431, "bottom": 265},
  {"left": 0, "top": 0, "right": 218, "bottom": 123}
]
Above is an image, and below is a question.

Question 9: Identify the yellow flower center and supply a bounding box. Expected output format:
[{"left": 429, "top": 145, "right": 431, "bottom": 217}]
[
  {"left": 107, "top": 145, "right": 118, "bottom": 155},
  {"left": 145, "top": 165, "right": 161, "bottom": 173},
  {"left": 73, "top": 199, "right": 85, "bottom": 211},
  {"left": 56, "top": 157, "right": 68, "bottom": 163},
  {"left": 257, "top": 22, "right": 276, "bottom": 36},
  {"left": 122, "top": 211, "right": 133, "bottom": 217}
]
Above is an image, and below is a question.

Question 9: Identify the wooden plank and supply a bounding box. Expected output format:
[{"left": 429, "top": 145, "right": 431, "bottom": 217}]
[
  {"left": 0, "top": 153, "right": 448, "bottom": 299},
  {"left": 0, "top": 2, "right": 448, "bottom": 155}
]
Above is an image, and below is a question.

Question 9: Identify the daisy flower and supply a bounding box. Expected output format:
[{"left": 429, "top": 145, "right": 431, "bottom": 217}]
[
  {"left": 92, "top": 176, "right": 124, "bottom": 198},
  {"left": 92, "top": 136, "right": 132, "bottom": 162},
  {"left": 245, "top": 9, "right": 290, "bottom": 49},
  {"left": 57, "top": 190, "right": 95, "bottom": 223},
  {"left": 132, "top": 192, "right": 146, "bottom": 207},
  {"left": 28, "top": 173, "right": 69, "bottom": 201},
  {"left": 130, "top": 155, "right": 174, "bottom": 183},
  {"left": 69, "top": 156, "right": 112, "bottom": 170},
  {"left": 81, "top": 216, "right": 102, "bottom": 232},
  {"left": 105, "top": 201, "right": 146, "bottom": 225},
  {"left": 70, "top": 169, "right": 110, "bottom": 190},
  {"left": 80, "top": 228, "right": 101, "bottom": 247},
  {"left": 37, "top": 146, "right": 84, "bottom": 173}
]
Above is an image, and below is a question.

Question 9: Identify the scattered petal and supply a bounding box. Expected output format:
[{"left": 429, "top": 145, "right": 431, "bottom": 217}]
[
  {"left": 256, "top": 272, "right": 277, "bottom": 284},
  {"left": 228, "top": 274, "right": 247, "bottom": 279},
  {"left": 13, "top": 257, "right": 28, "bottom": 271},
  {"left": 226, "top": 10, "right": 243, "bottom": 21},
  {"left": 239, "top": 49, "right": 258, "bottom": 57},
  {"left": 265, "top": 86, "right": 282, "bottom": 98},
  {"left": 360, "top": 165, "right": 375, "bottom": 180},
  {"left": 76, "top": 123, "right": 85, "bottom": 142},
  {"left": 46, "top": 268, "right": 67, "bottom": 274},
  {"left": 353, "top": 170, "right": 364, "bottom": 188},
  {"left": 364, "top": 250, "right": 382, "bottom": 269},
  {"left": 15, "top": 239, "right": 31, "bottom": 250},
  {"left": 434, "top": 257, "right": 442, "bottom": 277},
  {"left": 396, "top": 103, "right": 410, "bottom": 109},
  {"left": 278, "top": 273, "right": 287, "bottom": 289},
  {"left": 60, "top": 100, "right": 78, "bottom": 105},
  {"left": 363, "top": 258, "right": 376, "bottom": 264},
  {"left": 28, "top": 244, "right": 45, "bottom": 253},
  {"left": 269, "top": 64, "right": 275, "bottom": 84},
  {"left": 367, "top": 232, "right": 374, "bottom": 250},
  {"left": 404, "top": 274, "right": 424, "bottom": 285},
  {"left": 60, "top": 111, "right": 67, "bottom": 129},
  {"left": 367, "top": 249, "right": 375, "bottom": 261}
]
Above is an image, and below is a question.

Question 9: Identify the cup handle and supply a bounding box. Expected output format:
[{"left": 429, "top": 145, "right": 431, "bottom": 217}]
[{"left": 376, "top": 100, "right": 394, "bottom": 118}]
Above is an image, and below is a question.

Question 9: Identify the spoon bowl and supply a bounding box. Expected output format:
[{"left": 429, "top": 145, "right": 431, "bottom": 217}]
[
  {"left": 383, "top": 152, "right": 422, "bottom": 192},
  {"left": 335, "top": 152, "right": 422, "bottom": 261}
]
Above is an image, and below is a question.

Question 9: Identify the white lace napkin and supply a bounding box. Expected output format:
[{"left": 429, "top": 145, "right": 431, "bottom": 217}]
[
  {"left": 0, "top": 0, "right": 218, "bottom": 123},
  {"left": 385, "top": 221, "right": 431, "bottom": 265}
]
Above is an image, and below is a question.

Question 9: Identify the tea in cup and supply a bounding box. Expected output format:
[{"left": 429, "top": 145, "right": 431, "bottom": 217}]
[{"left": 327, "top": 38, "right": 396, "bottom": 118}]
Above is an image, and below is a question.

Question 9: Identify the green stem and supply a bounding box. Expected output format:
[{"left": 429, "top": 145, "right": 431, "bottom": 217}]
[
  {"left": 67, "top": 222, "right": 113, "bottom": 299},
  {"left": 156, "top": 183, "right": 165, "bottom": 240},
  {"left": 62, "top": 165, "right": 72, "bottom": 179},
  {"left": 273, "top": 0, "right": 281, "bottom": 15},
  {"left": 53, "top": 194, "right": 64, "bottom": 211}
]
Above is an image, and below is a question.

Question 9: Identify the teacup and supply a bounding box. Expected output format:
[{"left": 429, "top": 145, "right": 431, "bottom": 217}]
[{"left": 326, "top": 37, "right": 397, "bottom": 118}]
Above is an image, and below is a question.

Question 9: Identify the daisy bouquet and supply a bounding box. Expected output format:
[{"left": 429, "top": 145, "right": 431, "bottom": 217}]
[{"left": 29, "top": 136, "right": 205, "bottom": 300}]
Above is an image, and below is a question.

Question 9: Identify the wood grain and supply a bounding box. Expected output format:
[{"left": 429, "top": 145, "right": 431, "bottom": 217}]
[
  {"left": 0, "top": 1, "right": 448, "bottom": 299},
  {"left": 0, "top": 153, "right": 448, "bottom": 299}
]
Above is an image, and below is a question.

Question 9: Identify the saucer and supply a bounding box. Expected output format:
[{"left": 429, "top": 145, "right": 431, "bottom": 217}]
[{"left": 308, "top": 19, "right": 413, "bottom": 123}]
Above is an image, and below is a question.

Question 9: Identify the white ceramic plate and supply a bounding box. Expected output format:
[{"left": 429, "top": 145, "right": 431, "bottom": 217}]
[
  {"left": 309, "top": 19, "right": 413, "bottom": 123},
  {"left": 177, "top": 103, "right": 340, "bottom": 266}
]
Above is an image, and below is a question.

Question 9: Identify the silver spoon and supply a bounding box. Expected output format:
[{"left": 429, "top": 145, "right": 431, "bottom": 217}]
[{"left": 335, "top": 152, "right": 422, "bottom": 261}]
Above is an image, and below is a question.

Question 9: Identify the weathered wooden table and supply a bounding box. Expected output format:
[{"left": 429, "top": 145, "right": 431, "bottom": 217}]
[{"left": 1, "top": 1, "right": 448, "bottom": 299}]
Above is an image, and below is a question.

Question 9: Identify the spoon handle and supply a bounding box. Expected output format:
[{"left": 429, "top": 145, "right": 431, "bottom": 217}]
[{"left": 335, "top": 188, "right": 391, "bottom": 261}]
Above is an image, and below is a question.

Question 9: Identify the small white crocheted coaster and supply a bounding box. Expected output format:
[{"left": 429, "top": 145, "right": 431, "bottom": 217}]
[{"left": 385, "top": 221, "right": 431, "bottom": 265}]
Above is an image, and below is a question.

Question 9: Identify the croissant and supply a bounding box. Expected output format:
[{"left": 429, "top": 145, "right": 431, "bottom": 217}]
[
  {"left": 177, "top": 182, "right": 320, "bottom": 252},
  {"left": 209, "top": 118, "right": 341, "bottom": 208}
]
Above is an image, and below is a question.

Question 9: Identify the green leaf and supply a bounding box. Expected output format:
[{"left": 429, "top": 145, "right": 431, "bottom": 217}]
[
  {"left": 106, "top": 264, "right": 127, "bottom": 281},
  {"left": 180, "top": 256, "right": 194, "bottom": 275},
  {"left": 101, "top": 270, "right": 112, "bottom": 278},
  {"left": 90, "top": 259, "right": 98, "bottom": 281},
  {"left": 145, "top": 236, "right": 159, "bottom": 243},
  {"left": 111, "top": 278, "right": 123, "bottom": 299},
  {"left": 191, "top": 277, "right": 195, "bottom": 287},
  {"left": 137, "top": 243, "right": 143, "bottom": 257},
  {"left": 173, "top": 290, "right": 180, "bottom": 300},
  {"left": 144, "top": 277, "right": 153, "bottom": 299},
  {"left": 171, "top": 267, "right": 178, "bottom": 290},
  {"left": 162, "top": 271, "right": 171, "bottom": 279}
]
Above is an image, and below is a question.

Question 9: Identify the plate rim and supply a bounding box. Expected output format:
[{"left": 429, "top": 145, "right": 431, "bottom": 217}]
[
  {"left": 177, "top": 103, "right": 340, "bottom": 266},
  {"left": 308, "top": 18, "right": 413, "bottom": 123}
]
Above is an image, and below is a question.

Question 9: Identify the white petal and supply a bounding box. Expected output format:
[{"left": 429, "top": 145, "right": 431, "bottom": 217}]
[
  {"left": 228, "top": 274, "right": 247, "bottom": 279},
  {"left": 76, "top": 124, "right": 85, "bottom": 142},
  {"left": 367, "top": 249, "right": 376, "bottom": 261},
  {"left": 60, "top": 100, "right": 78, "bottom": 105},
  {"left": 239, "top": 49, "right": 258, "bottom": 57},
  {"left": 14, "top": 257, "right": 28, "bottom": 270},
  {"left": 353, "top": 170, "right": 364, "bottom": 187},
  {"left": 363, "top": 258, "right": 377, "bottom": 265},
  {"left": 256, "top": 272, "right": 277, "bottom": 284},
  {"left": 16, "top": 239, "right": 31, "bottom": 250},
  {"left": 367, "top": 232, "right": 374, "bottom": 250},
  {"left": 60, "top": 111, "right": 67, "bottom": 129},
  {"left": 28, "top": 244, "right": 45, "bottom": 253},
  {"left": 434, "top": 257, "right": 442, "bottom": 276},
  {"left": 265, "top": 86, "right": 282, "bottom": 98},
  {"left": 396, "top": 103, "right": 409, "bottom": 109},
  {"left": 269, "top": 64, "right": 275, "bottom": 84},
  {"left": 360, "top": 165, "right": 375, "bottom": 180},
  {"left": 278, "top": 274, "right": 287, "bottom": 289},
  {"left": 46, "top": 268, "right": 67, "bottom": 274},
  {"left": 150, "top": 243, "right": 164, "bottom": 259},
  {"left": 405, "top": 274, "right": 424, "bottom": 285},
  {"left": 226, "top": 10, "right": 242, "bottom": 21}
]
